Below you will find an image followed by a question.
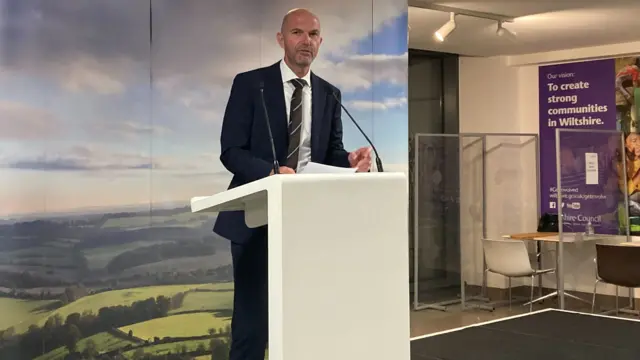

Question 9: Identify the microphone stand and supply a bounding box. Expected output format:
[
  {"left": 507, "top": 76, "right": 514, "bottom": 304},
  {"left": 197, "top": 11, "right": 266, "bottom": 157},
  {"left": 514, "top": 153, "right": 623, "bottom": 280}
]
[
  {"left": 332, "top": 92, "right": 384, "bottom": 172},
  {"left": 259, "top": 83, "right": 280, "bottom": 174}
]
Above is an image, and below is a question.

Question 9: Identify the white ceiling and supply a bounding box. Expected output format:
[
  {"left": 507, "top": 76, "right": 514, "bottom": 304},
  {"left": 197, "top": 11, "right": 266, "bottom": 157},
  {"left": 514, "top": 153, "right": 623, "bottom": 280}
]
[{"left": 409, "top": 0, "right": 640, "bottom": 57}]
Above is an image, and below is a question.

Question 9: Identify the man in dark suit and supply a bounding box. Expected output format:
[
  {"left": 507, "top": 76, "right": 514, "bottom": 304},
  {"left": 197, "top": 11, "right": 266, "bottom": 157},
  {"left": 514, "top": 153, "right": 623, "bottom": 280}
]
[{"left": 213, "top": 8, "right": 372, "bottom": 360}]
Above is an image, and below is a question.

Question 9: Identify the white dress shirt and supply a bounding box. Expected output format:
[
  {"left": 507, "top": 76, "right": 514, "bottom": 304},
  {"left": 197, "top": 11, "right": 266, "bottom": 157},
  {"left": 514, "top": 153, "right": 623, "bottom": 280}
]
[{"left": 280, "top": 59, "right": 312, "bottom": 171}]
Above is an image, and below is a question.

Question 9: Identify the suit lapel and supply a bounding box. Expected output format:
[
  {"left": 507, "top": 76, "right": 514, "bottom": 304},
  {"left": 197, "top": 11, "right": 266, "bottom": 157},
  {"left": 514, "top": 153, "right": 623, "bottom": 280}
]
[
  {"left": 311, "top": 72, "right": 325, "bottom": 160},
  {"left": 263, "top": 62, "right": 288, "bottom": 155}
]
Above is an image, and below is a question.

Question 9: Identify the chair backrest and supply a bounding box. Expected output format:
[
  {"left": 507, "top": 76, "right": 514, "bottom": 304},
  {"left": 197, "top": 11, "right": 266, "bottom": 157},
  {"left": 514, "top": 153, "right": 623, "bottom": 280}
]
[
  {"left": 482, "top": 238, "right": 533, "bottom": 277},
  {"left": 595, "top": 244, "right": 640, "bottom": 288}
]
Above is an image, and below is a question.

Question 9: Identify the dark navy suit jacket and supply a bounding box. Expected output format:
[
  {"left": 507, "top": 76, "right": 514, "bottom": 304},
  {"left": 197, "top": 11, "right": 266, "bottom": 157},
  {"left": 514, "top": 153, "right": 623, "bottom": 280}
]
[{"left": 213, "top": 61, "right": 351, "bottom": 245}]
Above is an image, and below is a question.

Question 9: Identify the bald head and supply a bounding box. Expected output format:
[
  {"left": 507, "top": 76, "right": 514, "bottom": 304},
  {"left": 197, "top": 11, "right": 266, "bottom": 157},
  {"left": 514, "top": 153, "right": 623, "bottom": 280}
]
[
  {"left": 277, "top": 8, "right": 323, "bottom": 77},
  {"left": 281, "top": 8, "right": 320, "bottom": 33}
]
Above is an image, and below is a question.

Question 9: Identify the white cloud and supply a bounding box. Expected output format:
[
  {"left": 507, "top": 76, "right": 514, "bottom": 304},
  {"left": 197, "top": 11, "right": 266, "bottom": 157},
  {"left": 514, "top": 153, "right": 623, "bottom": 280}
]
[
  {"left": 314, "top": 53, "right": 408, "bottom": 92},
  {"left": 0, "top": 1, "right": 406, "bottom": 123},
  {"left": 151, "top": 0, "right": 407, "bottom": 120},
  {"left": 0, "top": 1, "right": 150, "bottom": 95},
  {"left": 151, "top": 0, "right": 405, "bottom": 82},
  {"left": 156, "top": 83, "right": 230, "bottom": 123},
  {"left": 23, "top": 55, "right": 139, "bottom": 96},
  {"left": 347, "top": 96, "right": 407, "bottom": 111},
  {"left": 91, "top": 120, "right": 171, "bottom": 141},
  {"left": 61, "top": 56, "right": 128, "bottom": 95},
  {"left": 195, "top": 152, "right": 221, "bottom": 163},
  {"left": 0, "top": 100, "right": 60, "bottom": 140},
  {"left": 5, "top": 145, "right": 150, "bottom": 172},
  {"left": 1, "top": 144, "right": 219, "bottom": 173}
]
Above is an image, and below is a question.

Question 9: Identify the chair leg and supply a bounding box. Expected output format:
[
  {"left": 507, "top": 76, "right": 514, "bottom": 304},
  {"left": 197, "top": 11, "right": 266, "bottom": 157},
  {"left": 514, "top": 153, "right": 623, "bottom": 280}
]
[
  {"left": 484, "top": 268, "right": 490, "bottom": 299},
  {"left": 508, "top": 277, "right": 512, "bottom": 310},
  {"left": 591, "top": 279, "right": 599, "bottom": 313},
  {"left": 529, "top": 275, "right": 535, "bottom": 312},
  {"left": 616, "top": 286, "right": 619, "bottom": 315}
]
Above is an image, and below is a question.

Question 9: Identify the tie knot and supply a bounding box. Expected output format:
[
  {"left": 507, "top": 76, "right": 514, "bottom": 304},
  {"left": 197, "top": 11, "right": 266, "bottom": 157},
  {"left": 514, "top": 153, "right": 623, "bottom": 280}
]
[{"left": 290, "top": 78, "right": 307, "bottom": 89}]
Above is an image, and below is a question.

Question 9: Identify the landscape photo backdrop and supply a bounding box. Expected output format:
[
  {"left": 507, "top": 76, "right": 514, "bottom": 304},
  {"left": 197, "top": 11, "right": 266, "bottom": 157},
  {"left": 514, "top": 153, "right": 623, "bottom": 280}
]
[{"left": 0, "top": 0, "right": 408, "bottom": 359}]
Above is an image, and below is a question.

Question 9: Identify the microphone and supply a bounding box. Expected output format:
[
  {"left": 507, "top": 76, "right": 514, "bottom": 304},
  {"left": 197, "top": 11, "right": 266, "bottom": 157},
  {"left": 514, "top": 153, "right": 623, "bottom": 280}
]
[
  {"left": 259, "top": 81, "right": 280, "bottom": 175},
  {"left": 332, "top": 92, "right": 384, "bottom": 172}
]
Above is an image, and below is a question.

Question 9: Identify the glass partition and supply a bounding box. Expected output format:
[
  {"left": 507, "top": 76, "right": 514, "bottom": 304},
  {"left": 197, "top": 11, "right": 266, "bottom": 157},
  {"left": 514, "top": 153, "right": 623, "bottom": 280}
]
[
  {"left": 413, "top": 133, "right": 540, "bottom": 313},
  {"left": 555, "top": 128, "right": 631, "bottom": 311},
  {"left": 413, "top": 134, "right": 464, "bottom": 311},
  {"left": 458, "top": 135, "right": 489, "bottom": 311},
  {"left": 461, "top": 134, "right": 540, "bottom": 311}
]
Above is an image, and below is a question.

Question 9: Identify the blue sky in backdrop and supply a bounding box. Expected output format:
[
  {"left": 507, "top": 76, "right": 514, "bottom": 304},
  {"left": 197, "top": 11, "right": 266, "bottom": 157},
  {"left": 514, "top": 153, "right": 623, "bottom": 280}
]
[{"left": 0, "top": 0, "right": 407, "bottom": 216}]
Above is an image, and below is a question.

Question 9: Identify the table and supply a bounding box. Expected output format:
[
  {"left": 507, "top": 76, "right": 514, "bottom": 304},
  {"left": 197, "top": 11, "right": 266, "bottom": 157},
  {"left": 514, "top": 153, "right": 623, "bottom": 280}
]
[
  {"left": 620, "top": 241, "right": 640, "bottom": 246},
  {"left": 410, "top": 309, "right": 640, "bottom": 360},
  {"left": 503, "top": 232, "right": 606, "bottom": 309}
]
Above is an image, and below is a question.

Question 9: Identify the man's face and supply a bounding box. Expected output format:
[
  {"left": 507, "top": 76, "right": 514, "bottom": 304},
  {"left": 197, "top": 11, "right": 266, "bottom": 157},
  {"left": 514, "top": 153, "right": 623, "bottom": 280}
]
[{"left": 278, "top": 12, "right": 322, "bottom": 67}]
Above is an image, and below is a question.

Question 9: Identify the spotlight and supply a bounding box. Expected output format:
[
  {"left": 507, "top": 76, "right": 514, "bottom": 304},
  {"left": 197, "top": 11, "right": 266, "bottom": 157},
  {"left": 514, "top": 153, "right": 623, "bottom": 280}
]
[
  {"left": 496, "top": 21, "right": 516, "bottom": 40},
  {"left": 412, "top": 2, "right": 516, "bottom": 42},
  {"left": 435, "top": 12, "right": 456, "bottom": 42}
]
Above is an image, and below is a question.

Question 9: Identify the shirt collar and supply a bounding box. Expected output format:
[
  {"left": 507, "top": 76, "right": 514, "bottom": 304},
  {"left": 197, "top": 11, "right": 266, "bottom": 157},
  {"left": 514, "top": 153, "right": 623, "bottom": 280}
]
[{"left": 280, "top": 59, "right": 312, "bottom": 88}]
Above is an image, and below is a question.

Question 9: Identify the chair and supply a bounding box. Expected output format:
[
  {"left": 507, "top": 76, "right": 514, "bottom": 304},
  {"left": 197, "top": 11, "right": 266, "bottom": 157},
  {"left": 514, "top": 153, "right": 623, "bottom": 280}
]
[
  {"left": 482, "top": 238, "right": 555, "bottom": 312},
  {"left": 591, "top": 243, "right": 640, "bottom": 314}
]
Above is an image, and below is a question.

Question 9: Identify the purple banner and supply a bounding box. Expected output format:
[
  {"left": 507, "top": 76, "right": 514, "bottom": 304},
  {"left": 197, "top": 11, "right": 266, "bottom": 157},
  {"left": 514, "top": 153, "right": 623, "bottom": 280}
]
[{"left": 539, "top": 59, "right": 620, "bottom": 234}]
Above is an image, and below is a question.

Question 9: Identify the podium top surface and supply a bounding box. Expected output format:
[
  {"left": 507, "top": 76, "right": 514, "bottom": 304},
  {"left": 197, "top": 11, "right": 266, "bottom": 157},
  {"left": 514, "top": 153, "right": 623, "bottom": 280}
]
[{"left": 190, "top": 172, "right": 406, "bottom": 213}]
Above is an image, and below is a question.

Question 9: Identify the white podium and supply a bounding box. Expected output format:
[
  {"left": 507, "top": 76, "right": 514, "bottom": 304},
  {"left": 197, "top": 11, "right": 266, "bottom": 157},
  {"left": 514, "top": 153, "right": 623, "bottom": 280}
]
[{"left": 191, "top": 172, "right": 410, "bottom": 360}]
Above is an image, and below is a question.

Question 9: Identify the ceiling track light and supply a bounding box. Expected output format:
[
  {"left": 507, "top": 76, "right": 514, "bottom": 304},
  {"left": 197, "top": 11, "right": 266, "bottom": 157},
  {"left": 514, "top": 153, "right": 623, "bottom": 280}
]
[
  {"left": 434, "top": 12, "right": 456, "bottom": 42},
  {"left": 496, "top": 21, "right": 517, "bottom": 40},
  {"left": 411, "top": 1, "right": 517, "bottom": 42},
  {"left": 410, "top": 1, "right": 515, "bottom": 23}
]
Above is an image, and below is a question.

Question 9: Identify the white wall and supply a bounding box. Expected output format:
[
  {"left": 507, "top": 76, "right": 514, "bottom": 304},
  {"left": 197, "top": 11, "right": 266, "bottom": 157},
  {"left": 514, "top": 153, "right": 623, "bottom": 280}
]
[
  {"left": 459, "top": 56, "right": 540, "bottom": 289},
  {"left": 459, "top": 41, "right": 640, "bottom": 297}
]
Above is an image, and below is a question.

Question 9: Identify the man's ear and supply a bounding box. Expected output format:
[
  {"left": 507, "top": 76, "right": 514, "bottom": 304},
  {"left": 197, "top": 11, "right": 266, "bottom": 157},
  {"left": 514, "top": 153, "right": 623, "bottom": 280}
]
[{"left": 277, "top": 32, "right": 284, "bottom": 48}]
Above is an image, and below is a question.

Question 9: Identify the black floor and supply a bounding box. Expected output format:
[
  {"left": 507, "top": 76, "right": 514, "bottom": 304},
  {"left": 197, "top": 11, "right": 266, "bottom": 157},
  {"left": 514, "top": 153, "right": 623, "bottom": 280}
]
[{"left": 411, "top": 309, "right": 640, "bottom": 360}]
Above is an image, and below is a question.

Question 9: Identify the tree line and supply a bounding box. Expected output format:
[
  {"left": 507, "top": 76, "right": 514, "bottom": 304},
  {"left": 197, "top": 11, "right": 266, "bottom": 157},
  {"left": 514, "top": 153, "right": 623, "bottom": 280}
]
[
  {"left": 106, "top": 241, "right": 216, "bottom": 274},
  {"left": 0, "top": 292, "right": 186, "bottom": 359}
]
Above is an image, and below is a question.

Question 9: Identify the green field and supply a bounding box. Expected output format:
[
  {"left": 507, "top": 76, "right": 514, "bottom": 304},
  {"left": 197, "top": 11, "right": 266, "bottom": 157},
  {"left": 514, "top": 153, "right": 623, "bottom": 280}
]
[
  {"left": 34, "top": 331, "right": 137, "bottom": 360},
  {"left": 194, "top": 283, "right": 234, "bottom": 292},
  {"left": 123, "top": 339, "right": 211, "bottom": 359},
  {"left": 0, "top": 282, "right": 234, "bottom": 335},
  {"left": 35, "top": 283, "right": 232, "bottom": 328},
  {"left": 0, "top": 297, "right": 60, "bottom": 333},
  {"left": 0, "top": 246, "right": 73, "bottom": 269},
  {"left": 24, "top": 282, "right": 235, "bottom": 359},
  {"left": 120, "top": 312, "right": 231, "bottom": 340},
  {"left": 83, "top": 240, "right": 172, "bottom": 269},
  {"left": 170, "top": 290, "right": 233, "bottom": 314}
]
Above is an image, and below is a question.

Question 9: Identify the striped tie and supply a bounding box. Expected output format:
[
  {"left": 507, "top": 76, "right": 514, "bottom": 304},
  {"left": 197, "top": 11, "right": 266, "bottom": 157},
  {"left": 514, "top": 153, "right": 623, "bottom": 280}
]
[{"left": 286, "top": 78, "right": 307, "bottom": 170}]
